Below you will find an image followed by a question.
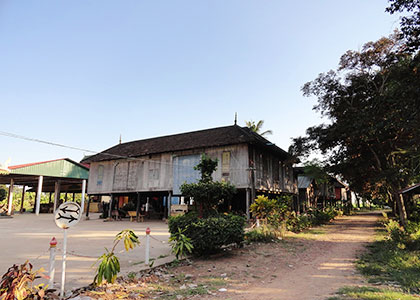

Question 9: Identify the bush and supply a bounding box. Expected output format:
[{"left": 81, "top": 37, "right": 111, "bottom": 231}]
[
  {"left": 0, "top": 261, "right": 47, "bottom": 300},
  {"left": 245, "top": 225, "right": 281, "bottom": 243},
  {"left": 287, "top": 207, "right": 341, "bottom": 232},
  {"left": 250, "top": 195, "right": 279, "bottom": 220},
  {"left": 93, "top": 229, "right": 140, "bottom": 286},
  {"left": 385, "top": 219, "right": 420, "bottom": 250},
  {"left": 287, "top": 214, "right": 312, "bottom": 232},
  {"left": 168, "top": 212, "right": 245, "bottom": 255}
]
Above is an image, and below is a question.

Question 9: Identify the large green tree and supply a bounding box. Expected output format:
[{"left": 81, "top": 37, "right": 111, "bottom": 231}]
[
  {"left": 290, "top": 34, "right": 420, "bottom": 227},
  {"left": 387, "top": 0, "right": 420, "bottom": 52}
]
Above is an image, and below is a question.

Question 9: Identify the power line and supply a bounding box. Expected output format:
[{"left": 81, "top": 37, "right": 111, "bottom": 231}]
[{"left": 0, "top": 130, "right": 250, "bottom": 171}]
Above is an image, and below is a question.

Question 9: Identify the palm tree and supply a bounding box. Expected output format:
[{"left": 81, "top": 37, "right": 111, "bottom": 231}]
[{"left": 245, "top": 120, "right": 273, "bottom": 137}]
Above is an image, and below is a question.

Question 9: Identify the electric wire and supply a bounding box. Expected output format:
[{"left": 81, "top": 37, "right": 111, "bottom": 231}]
[{"left": 0, "top": 130, "right": 252, "bottom": 171}]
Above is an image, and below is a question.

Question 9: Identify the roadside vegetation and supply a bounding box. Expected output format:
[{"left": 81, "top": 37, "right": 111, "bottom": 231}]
[
  {"left": 245, "top": 194, "right": 342, "bottom": 243},
  {"left": 329, "top": 212, "right": 420, "bottom": 300}
]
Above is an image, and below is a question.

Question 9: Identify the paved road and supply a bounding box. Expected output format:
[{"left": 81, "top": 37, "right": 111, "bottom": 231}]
[{"left": 0, "top": 213, "right": 173, "bottom": 291}]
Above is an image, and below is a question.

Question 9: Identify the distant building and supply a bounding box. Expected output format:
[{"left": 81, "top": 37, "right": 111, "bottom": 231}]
[
  {"left": 81, "top": 125, "right": 297, "bottom": 219},
  {"left": 296, "top": 169, "right": 348, "bottom": 212}
]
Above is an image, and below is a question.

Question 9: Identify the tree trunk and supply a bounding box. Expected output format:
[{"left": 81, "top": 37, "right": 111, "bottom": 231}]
[{"left": 394, "top": 192, "right": 408, "bottom": 228}]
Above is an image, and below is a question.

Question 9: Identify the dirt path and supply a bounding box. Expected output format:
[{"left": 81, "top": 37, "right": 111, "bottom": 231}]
[
  {"left": 229, "top": 212, "right": 380, "bottom": 300},
  {"left": 75, "top": 212, "right": 380, "bottom": 300}
]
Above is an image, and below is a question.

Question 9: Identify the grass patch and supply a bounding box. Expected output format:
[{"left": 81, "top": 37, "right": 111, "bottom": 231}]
[
  {"left": 327, "top": 286, "right": 420, "bottom": 300},
  {"left": 295, "top": 227, "right": 326, "bottom": 238},
  {"left": 357, "top": 227, "right": 420, "bottom": 293}
]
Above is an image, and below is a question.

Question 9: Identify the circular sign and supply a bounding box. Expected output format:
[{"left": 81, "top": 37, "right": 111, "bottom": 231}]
[{"left": 54, "top": 202, "right": 82, "bottom": 229}]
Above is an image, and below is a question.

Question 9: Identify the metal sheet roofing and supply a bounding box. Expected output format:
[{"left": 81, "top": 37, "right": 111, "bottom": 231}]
[
  {"left": 9, "top": 158, "right": 89, "bottom": 179},
  {"left": 298, "top": 176, "right": 313, "bottom": 189},
  {"left": 400, "top": 183, "right": 420, "bottom": 194}
]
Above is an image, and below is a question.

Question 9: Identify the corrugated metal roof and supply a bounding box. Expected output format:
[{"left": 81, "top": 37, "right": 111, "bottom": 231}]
[
  {"left": 400, "top": 183, "right": 420, "bottom": 194},
  {"left": 298, "top": 176, "right": 313, "bottom": 189},
  {"left": 9, "top": 158, "right": 89, "bottom": 179}
]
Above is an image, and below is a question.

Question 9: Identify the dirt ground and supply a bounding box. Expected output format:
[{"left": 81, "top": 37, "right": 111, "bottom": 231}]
[{"left": 76, "top": 211, "right": 379, "bottom": 300}]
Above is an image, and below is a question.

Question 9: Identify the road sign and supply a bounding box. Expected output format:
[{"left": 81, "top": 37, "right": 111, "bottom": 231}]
[{"left": 54, "top": 202, "right": 81, "bottom": 229}]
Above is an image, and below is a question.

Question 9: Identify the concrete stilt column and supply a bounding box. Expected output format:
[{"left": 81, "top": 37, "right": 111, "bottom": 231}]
[
  {"left": 7, "top": 178, "right": 14, "bottom": 215},
  {"left": 35, "top": 175, "right": 43, "bottom": 215}
]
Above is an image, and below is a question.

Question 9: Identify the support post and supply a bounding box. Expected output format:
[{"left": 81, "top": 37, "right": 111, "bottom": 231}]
[
  {"left": 49, "top": 192, "right": 52, "bottom": 203},
  {"left": 80, "top": 179, "right": 86, "bottom": 214},
  {"left": 53, "top": 180, "right": 61, "bottom": 213},
  {"left": 108, "top": 195, "right": 113, "bottom": 219},
  {"left": 246, "top": 188, "right": 250, "bottom": 221},
  {"left": 136, "top": 193, "right": 140, "bottom": 221},
  {"left": 35, "top": 175, "right": 43, "bottom": 215},
  {"left": 168, "top": 191, "right": 172, "bottom": 218},
  {"left": 20, "top": 186, "right": 26, "bottom": 213},
  {"left": 7, "top": 178, "right": 14, "bottom": 215},
  {"left": 85, "top": 197, "right": 91, "bottom": 218}
]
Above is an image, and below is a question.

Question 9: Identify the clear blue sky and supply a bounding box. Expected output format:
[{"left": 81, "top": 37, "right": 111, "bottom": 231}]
[{"left": 0, "top": 1, "right": 400, "bottom": 165}]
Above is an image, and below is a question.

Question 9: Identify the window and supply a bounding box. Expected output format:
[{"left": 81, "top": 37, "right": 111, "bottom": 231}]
[
  {"left": 97, "top": 165, "right": 104, "bottom": 186},
  {"left": 222, "top": 151, "right": 231, "bottom": 175}
]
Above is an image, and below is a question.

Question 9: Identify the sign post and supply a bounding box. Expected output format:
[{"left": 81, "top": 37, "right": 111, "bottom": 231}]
[{"left": 54, "top": 202, "right": 82, "bottom": 298}]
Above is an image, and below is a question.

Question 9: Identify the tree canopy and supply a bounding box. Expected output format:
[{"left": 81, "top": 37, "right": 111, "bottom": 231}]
[
  {"left": 290, "top": 32, "right": 420, "bottom": 226},
  {"left": 387, "top": 0, "right": 420, "bottom": 52}
]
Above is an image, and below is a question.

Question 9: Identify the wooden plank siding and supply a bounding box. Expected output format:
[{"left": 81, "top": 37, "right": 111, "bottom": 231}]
[
  {"left": 250, "top": 146, "right": 296, "bottom": 194},
  {"left": 87, "top": 144, "right": 250, "bottom": 195}
]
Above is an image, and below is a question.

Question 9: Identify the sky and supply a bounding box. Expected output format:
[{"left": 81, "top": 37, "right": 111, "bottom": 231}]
[{"left": 0, "top": 1, "right": 401, "bottom": 165}]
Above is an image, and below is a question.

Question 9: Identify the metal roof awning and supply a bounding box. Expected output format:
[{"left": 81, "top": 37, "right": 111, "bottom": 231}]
[
  {"left": 0, "top": 158, "right": 89, "bottom": 192},
  {"left": 1, "top": 158, "right": 89, "bottom": 215},
  {"left": 399, "top": 183, "right": 420, "bottom": 195}
]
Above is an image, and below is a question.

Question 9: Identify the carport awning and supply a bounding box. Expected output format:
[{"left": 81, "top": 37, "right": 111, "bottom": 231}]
[{"left": 0, "top": 158, "right": 89, "bottom": 193}]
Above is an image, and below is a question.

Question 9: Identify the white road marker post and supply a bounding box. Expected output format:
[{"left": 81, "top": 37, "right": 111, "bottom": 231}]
[
  {"left": 54, "top": 202, "right": 82, "bottom": 299},
  {"left": 60, "top": 230, "right": 67, "bottom": 298},
  {"left": 48, "top": 237, "right": 57, "bottom": 289},
  {"left": 145, "top": 227, "right": 151, "bottom": 265}
]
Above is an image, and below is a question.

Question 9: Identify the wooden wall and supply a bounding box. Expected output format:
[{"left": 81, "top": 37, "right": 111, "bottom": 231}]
[
  {"left": 87, "top": 144, "right": 250, "bottom": 195},
  {"left": 251, "top": 147, "right": 297, "bottom": 194}
]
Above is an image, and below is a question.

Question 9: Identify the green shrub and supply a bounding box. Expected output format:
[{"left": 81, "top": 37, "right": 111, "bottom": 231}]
[
  {"left": 168, "top": 213, "right": 245, "bottom": 255},
  {"left": 245, "top": 225, "right": 280, "bottom": 243},
  {"left": 250, "top": 195, "right": 279, "bottom": 220},
  {"left": 169, "top": 228, "right": 194, "bottom": 259},
  {"left": 287, "top": 214, "right": 312, "bottom": 232},
  {"left": 287, "top": 207, "right": 341, "bottom": 232},
  {"left": 386, "top": 219, "right": 420, "bottom": 250},
  {"left": 93, "top": 229, "right": 140, "bottom": 286}
]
